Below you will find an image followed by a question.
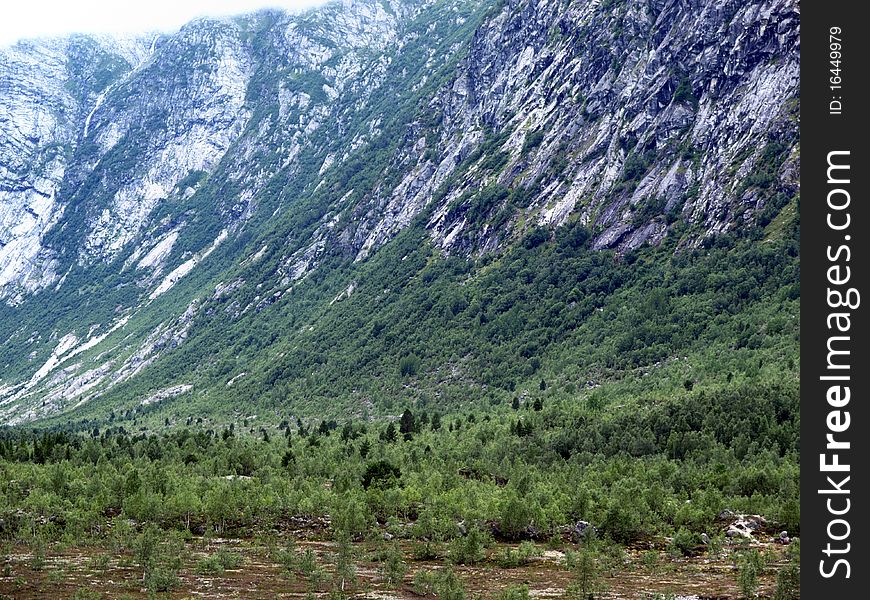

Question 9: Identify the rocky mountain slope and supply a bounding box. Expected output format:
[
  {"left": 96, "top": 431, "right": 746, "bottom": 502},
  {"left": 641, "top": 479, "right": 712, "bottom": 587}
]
[{"left": 0, "top": 0, "right": 799, "bottom": 427}]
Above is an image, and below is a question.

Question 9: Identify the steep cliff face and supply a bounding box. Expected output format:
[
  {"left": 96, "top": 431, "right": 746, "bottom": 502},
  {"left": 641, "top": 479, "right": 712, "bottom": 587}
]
[
  {"left": 0, "top": 35, "right": 152, "bottom": 300},
  {"left": 0, "top": 0, "right": 799, "bottom": 425},
  {"left": 419, "top": 0, "right": 800, "bottom": 254}
]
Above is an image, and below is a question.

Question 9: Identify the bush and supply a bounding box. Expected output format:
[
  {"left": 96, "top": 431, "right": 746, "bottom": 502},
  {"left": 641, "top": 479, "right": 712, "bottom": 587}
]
[
  {"left": 215, "top": 547, "right": 244, "bottom": 569},
  {"left": 197, "top": 547, "right": 244, "bottom": 574},
  {"left": 382, "top": 543, "right": 408, "bottom": 586},
  {"left": 413, "top": 569, "right": 437, "bottom": 596},
  {"left": 497, "top": 542, "right": 541, "bottom": 568},
  {"left": 132, "top": 524, "right": 160, "bottom": 578},
  {"left": 499, "top": 493, "right": 535, "bottom": 540},
  {"left": 736, "top": 550, "right": 764, "bottom": 599},
  {"left": 434, "top": 567, "right": 466, "bottom": 600},
  {"left": 565, "top": 549, "right": 600, "bottom": 600},
  {"left": 522, "top": 130, "right": 545, "bottom": 153},
  {"left": 449, "top": 525, "right": 487, "bottom": 565},
  {"left": 773, "top": 563, "right": 799, "bottom": 600},
  {"left": 668, "top": 528, "right": 696, "bottom": 556},
  {"left": 399, "top": 354, "right": 421, "bottom": 377},
  {"left": 773, "top": 539, "right": 799, "bottom": 600},
  {"left": 362, "top": 461, "right": 401, "bottom": 490},
  {"left": 276, "top": 540, "right": 298, "bottom": 575},
  {"left": 196, "top": 554, "right": 224, "bottom": 575},
  {"left": 145, "top": 567, "right": 180, "bottom": 592},
  {"left": 499, "top": 585, "right": 531, "bottom": 600}
]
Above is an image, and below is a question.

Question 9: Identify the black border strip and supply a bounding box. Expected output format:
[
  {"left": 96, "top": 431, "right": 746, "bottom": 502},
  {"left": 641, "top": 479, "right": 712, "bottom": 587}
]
[{"left": 801, "top": 1, "right": 869, "bottom": 595}]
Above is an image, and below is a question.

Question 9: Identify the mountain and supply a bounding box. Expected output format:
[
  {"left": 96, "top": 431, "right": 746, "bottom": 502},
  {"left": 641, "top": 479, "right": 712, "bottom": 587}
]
[{"left": 0, "top": 0, "right": 799, "bottom": 429}]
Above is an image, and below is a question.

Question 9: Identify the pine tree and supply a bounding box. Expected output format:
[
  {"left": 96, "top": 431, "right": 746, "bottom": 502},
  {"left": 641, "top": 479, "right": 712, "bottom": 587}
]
[
  {"left": 382, "top": 422, "right": 398, "bottom": 443},
  {"left": 399, "top": 409, "right": 416, "bottom": 438}
]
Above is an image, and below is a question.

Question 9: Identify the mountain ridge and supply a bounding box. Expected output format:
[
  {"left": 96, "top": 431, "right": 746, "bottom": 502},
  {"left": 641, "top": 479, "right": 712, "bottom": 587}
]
[{"left": 0, "top": 0, "right": 799, "bottom": 428}]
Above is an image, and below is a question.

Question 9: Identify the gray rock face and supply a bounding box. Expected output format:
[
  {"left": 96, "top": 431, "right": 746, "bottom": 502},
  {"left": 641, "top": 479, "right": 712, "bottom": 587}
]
[
  {"left": 0, "top": 0, "right": 798, "bottom": 423},
  {"left": 0, "top": 36, "right": 152, "bottom": 302}
]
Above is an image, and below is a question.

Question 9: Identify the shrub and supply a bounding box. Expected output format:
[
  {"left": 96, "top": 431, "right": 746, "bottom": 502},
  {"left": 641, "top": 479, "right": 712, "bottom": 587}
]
[
  {"left": 298, "top": 547, "right": 319, "bottom": 577},
  {"left": 434, "top": 567, "right": 466, "bottom": 600},
  {"left": 399, "top": 354, "right": 421, "bottom": 377},
  {"left": 196, "top": 554, "right": 224, "bottom": 575},
  {"left": 363, "top": 460, "right": 401, "bottom": 490},
  {"left": 132, "top": 524, "right": 160, "bottom": 579},
  {"left": 736, "top": 549, "right": 764, "bottom": 599},
  {"left": 449, "top": 525, "right": 487, "bottom": 565},
  {"left": 145, "top": 566, "right": 180, "bottom": 592},
  {"left": 499, "top": 493, "right": 535, "bottom": 540},
  {"left": 497, "top": 542, "right": 541, "bottom": 568},
  {"left": 197, "top": 547, "right": 244, "bottom": 574},
  {"left": 773, "top": 539, "right": 799, "bottom": 600},
  {"left": 276, "top": 540, "right": 298, "bottom": 575},
  {"left": 522, "top": 130, "right": 545, "bottom": 153},
  {"left": 565, "top": 549, "right": 600, "bottom": 600},
  {"left": 668, "top": 528, "right": 696, "bottom": 556},
  {"left": 215, "top": 547, "right": 244, "bottom": 569},
  {"left": 382, "top": 543, "right": 408, "bottom": 586},
  {"left": 773, "top": 563, "right": 799, "bottom": 600},
  {"left": 499, "top": 585, "right": 531, "bottom": 600},
  {"left": 413, "top": 570, "right": 437, "bottom": 596}
]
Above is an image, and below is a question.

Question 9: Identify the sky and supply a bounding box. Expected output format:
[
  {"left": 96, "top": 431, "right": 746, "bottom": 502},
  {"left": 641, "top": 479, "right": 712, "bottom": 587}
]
[{"left": 0, "top": 0, "right": 331, "bottom": 47}]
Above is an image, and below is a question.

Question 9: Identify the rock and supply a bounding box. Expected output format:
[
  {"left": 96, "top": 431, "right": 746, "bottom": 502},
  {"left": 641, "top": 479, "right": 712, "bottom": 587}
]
[
  {"left": 456, "top": 520, "right": 467, "bottom": 536},
  {"left": 726, "top": 524, "right": 752, "bottom": 539},
  {"left": 382, "top": 531, "right": 394, "bottom": 541},
  {"left": 741, "top": 515, "right": 767, "bottom": 531},
  {"left": 572, "top": 520, "right": 597, "bottom": 541},
  {"left": 0, "top": 0, "right": 799, "bottom": 423},
  {"left": 723, "top": 513, "right": 767, "bottom": 540},
  {"left": 775, "top": 530, "right": 790, "bottom": 544},
  {"left": 701, "top": 533, "right": 710, "bottom": 545}
]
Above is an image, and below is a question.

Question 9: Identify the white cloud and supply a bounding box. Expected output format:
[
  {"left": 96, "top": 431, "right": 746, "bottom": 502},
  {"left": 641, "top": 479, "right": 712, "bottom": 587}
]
[{"left": 0, "top": 0, "right": 331, "bottom": 47}]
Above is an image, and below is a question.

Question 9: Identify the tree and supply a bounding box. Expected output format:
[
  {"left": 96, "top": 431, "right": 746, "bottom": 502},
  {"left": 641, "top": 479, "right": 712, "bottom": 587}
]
[
  {"left": 359, "top": 438, "right": 371, "bottom": 458},
  {"left": 737, "top": 549, "right": 764, "bottom": 599},
  {"left": 399, "top": 354, "right": 421, "bottom": 377},
  {"left": 434, "top": 567, "right": 466, "bottom": 600},
  {"left": 382, "top": 543, "right": 407, "bottom": 586},
  {"left": 449, "top": 525, "right": 487, "bottom": 565},
  {"left": 399, "top": 409, "right": 416, "bottom": 439},
  {"left": 133, "top": 523, "right": 160, "bottom": 581},
  {"left": 362, "top": 460, "right": 401, "bottom": 490},
  {"left": 381, "top": 422, "right": 398, "bottom": 443},
  {"left": 566, "top": 549, "right": 600, "bottom": 600},
  {"left": 333, "top": 532, "right": 357, "bottom": 592},
  {"left": 499, "top": 491, "right": 536, "bottom": 540}
]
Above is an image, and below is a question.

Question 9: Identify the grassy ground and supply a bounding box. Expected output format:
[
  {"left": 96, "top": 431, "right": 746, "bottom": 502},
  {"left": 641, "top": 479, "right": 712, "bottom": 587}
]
[{"left": 0, "top": 526, "right": 793, "bottom": 599}]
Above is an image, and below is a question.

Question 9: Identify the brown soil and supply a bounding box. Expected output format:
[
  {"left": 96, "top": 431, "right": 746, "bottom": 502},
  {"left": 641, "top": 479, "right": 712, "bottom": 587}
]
[{"left": 0, "top": 536, "right": 792, "bottom": 599}]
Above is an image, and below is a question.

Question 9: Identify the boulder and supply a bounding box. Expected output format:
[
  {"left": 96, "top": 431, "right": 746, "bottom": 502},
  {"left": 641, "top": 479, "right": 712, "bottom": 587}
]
[{"left": 572, "top": 520, "right": 597, "bottom": 541}]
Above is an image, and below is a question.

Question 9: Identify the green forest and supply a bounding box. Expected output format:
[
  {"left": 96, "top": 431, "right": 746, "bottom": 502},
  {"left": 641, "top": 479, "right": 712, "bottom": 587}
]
[
  {"left": 0, "top": 211, "right": 800, "bottom": 598},
  {"left": 0, "top": 0, "right": 802, "bottom": 596}
]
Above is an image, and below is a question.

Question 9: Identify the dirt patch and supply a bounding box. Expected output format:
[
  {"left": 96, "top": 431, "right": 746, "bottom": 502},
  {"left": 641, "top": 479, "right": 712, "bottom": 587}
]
[{"left": 0, "top": 537, "right": 792, "bottom": 599}]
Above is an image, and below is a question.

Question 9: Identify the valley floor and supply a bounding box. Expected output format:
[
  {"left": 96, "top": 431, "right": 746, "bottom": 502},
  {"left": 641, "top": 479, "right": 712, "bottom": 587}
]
[{"left": 0, "top": 531, "right": 792, "bottom": 599}]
